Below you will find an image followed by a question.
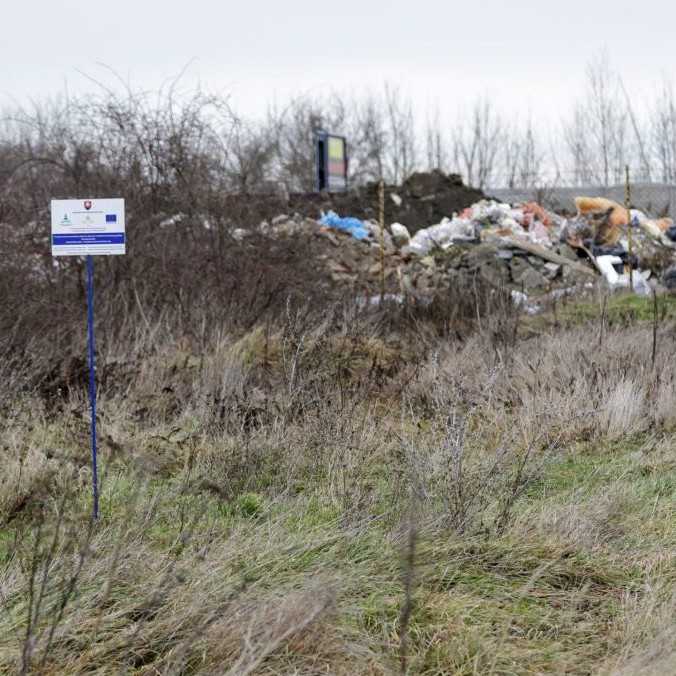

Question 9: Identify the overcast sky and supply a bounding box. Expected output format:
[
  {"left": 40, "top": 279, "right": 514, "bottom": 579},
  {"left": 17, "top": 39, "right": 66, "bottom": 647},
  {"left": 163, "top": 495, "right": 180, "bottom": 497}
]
[{"left": 2, "top": 0, "right": 674, "bottom": 128}]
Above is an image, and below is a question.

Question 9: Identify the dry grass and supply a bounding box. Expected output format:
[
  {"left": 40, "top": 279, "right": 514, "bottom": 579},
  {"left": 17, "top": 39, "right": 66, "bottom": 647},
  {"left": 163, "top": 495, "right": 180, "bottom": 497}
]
[
  {"left": 601, "top": 583, "right": 676, "bottom": 675},
  {"left": 1, "top": 303, "right": 675, "bottom": 674}
]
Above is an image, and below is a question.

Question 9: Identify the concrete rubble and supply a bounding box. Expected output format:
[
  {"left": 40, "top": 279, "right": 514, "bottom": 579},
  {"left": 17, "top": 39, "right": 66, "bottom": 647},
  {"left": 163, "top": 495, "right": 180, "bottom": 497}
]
[{"left": 229, "top": 174, "right": 676, "bottom": 311}]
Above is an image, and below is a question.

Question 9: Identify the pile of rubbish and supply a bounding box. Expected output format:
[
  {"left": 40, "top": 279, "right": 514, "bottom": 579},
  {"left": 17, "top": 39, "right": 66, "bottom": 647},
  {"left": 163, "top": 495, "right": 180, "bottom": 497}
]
[
  {"left": 304, "top": 193, "right": 676, "bottom": 299},
  {"left": 220, "top": 171, "right": 676, "bottom": 309}
]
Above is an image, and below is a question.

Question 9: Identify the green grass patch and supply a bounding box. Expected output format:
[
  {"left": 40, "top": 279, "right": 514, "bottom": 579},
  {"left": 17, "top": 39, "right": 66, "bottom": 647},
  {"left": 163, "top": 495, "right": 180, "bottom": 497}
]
[{"left": 559, "top": 291, "right": 676, "bottom": 326}]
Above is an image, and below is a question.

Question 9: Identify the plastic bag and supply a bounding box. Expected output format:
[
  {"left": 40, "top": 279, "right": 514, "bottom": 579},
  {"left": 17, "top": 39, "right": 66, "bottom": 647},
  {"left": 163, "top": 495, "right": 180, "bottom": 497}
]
[
  {"left": 597, "top": 255, "right": 651, "bottom": 296},
  {"left": 319, "top": 211, "right": 371, "bottom": 240},
  {"left": 390, "top": 223, "right": 411, "bottom": 247}
]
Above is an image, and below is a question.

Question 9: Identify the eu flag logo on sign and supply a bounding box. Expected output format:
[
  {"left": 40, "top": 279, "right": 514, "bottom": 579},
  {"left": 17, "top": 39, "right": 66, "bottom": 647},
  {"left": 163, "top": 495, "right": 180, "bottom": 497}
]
[{"left": 106, "top": 214, "right": 117, "bottom": 223}]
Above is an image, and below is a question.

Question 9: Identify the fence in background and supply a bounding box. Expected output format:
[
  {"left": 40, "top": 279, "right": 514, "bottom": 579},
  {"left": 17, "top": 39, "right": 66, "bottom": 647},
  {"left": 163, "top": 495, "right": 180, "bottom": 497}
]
[{"left": 488, "top": 183, "right": 676, "bottom": 217}]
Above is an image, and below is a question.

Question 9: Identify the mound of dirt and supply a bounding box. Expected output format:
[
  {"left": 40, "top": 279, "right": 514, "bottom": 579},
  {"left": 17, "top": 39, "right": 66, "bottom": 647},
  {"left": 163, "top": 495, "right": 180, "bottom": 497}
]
[{"left": 287, "top": 170, "right": 486, "bottom": 234}]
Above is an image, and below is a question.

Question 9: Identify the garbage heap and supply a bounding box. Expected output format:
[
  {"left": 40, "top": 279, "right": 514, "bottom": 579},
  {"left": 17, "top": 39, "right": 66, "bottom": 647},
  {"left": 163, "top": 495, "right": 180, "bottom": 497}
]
[{"left": 245, "top": 186, "right": 676, "bottom": 309}]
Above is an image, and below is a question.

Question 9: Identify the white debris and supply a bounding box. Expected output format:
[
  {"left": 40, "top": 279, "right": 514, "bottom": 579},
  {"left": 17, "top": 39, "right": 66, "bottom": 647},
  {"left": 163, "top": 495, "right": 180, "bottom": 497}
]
[
  {"left": 469, "top": 200, "right": 513, "bottom": 223},
  {"left": 366, "top": 222, "right": 393, "bottom": 248},
  {"left": 400, "top": 217, "right": 477, "bottom": 256},
  {"left": 390, "top": 222, "right": 411, "bottom": 247},
  {"left": 160, "top": 214, "right": 185, "bottom": 227},
  {"left": 356, "top": 293, "right": 404, "bottom": 308},
  {"left": 596, "top": 256, "right": 623, "bottom": 286},
  {"left": 232, "top": 228, "right": 250, "bottom": 241},
  {"left": 511, "top": 290, "right": 541, "bottom": 315},
  {"left": 597, "top": 255, "right": 651, "bottom": 296}
]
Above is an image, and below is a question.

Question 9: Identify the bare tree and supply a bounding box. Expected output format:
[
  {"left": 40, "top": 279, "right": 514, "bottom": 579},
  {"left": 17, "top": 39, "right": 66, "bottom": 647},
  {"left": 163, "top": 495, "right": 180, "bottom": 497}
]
[
  {"left": 383, "top": 83, "right": 418, "bottom": 183},
  {"left": 651, "top": 79, "right": 676, "bottom": 183},
  {"left": 424, "top": 104, "right": 446, "bottom": 172},
  {"left": 619, "top": 78, "right": 652, "bottom": 182},
  {"left": 563, "top": 53, "right": 630, "bottom": 186},
  {"left": 265, "top": 93, "right": 351, "bottom": 192},
  {"left": 266, "top": 99, "right": 319, "bottom": 193},
  {"left": 348, "top": 84, "right": 420, "bottom": 184},
  {"left": 563, "top": 106, "right": 594, "bottom": 185},
  {"left": 349, "top": 93, "right": 388, "bottom": 183},
  {"left": 220, "top": 118, "right": 273, "bottom": 193},
  {"left": 501, "top": 118, "right": 545, "bottom": 189},
  {"left": 517, "top": 119, "right": 545, "bottom": 188},
  {"left": 451, "top": 97, "right": 503, "bottom": 189},
  {"left": 502, "top": 124, "right": 522, "bottom": 190}
]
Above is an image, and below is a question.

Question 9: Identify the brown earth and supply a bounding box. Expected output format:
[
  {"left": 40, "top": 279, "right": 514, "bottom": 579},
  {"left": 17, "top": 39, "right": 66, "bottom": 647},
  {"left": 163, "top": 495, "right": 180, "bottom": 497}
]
[{"left": 286, "top": 170, "right": 486, "bottom": 234}]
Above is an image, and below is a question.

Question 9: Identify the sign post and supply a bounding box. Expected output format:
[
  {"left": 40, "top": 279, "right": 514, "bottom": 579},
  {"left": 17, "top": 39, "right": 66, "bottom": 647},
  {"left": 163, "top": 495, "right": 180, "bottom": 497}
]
[
  {"left": 315, "top": 131, "right": 348, "bottom": 193},
  {"left": 625, "top": 166, "right": 633, "bottom": 292},
  {"left": 86, "top": 254, "right": 99, "bottom": 518},
  {"left": 51, "top": 198, "right": 126, "bottom": 520}
]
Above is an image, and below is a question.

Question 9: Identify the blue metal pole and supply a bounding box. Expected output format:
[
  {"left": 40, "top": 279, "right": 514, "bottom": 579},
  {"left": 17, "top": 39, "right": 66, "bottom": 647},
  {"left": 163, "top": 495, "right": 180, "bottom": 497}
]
[{"left": 86, "top": 255, "right": 99, "bottom": 520}]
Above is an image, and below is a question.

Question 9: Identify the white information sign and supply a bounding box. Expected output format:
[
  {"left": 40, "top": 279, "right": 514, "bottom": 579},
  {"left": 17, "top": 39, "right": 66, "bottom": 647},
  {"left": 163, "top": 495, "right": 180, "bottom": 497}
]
[{"left": 51, "top": 198, "right": 126, "bottom": 256}]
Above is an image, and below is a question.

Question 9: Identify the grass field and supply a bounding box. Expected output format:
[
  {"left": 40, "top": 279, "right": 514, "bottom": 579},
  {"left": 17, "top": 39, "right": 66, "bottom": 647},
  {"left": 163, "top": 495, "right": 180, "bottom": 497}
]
[{"left": 1, "top": 296, "right": 675, "bottom": 675}]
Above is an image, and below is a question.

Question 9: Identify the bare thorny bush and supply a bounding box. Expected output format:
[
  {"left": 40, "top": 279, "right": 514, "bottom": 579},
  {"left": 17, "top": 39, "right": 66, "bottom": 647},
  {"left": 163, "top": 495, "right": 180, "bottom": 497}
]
[{"left": 0, "top": 81, "right": 453, "bottom": 407}]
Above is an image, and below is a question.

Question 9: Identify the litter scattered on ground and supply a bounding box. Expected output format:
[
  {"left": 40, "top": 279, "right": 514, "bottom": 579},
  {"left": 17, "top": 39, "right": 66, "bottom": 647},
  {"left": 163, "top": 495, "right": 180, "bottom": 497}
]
[
  {"left": 511, "top": 290, "right": 541, "bottom": 315},
  {"left": 318, "top": 211, "right": 371, "bottom": 240},
  {"left": 596, "top": 255, "right": 652, "bottom": 296},
  {"left": 355, "top": 293, "right": 405, "bottom": 308},
  {"left": 237, "top": 172, "right": 676, "bottom": 313},
  {"left": 390, "top": 223, "right": 411, "bottom": 247},
  {"left": 159, "top": 214, "right": 186, "bottom": 227},
  {"left": 232, "top": 228, "right": 250, "bottom": 242}
]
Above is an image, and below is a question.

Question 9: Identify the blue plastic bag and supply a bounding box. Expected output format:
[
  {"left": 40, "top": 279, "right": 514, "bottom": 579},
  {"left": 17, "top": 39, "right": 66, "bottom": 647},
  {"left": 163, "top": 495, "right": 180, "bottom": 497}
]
[{"left": 319, "top": 211, "right": 370, "bottom": 240}]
